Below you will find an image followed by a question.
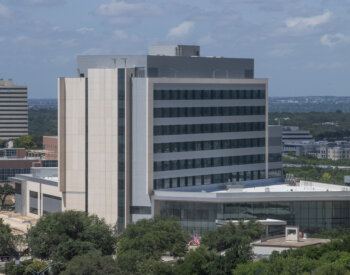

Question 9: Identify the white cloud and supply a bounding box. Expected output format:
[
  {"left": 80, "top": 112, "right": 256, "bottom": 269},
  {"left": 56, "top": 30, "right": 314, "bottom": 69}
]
[
  {"left": 268, "top": 44, "right": 294, "bottom": 57},
  {"left": 76, "top": 27, "right": 94, "bottom": 34},
  {"left": 285, "top": 11, "right": 332, "bottom": 30},
  {"left": 79, "top": 48, "right": 108, "bottom": 55},
  {"left": 308, "top": 62, "right": 344, "bottom": 70},
  {"left": 114, "top": 29, "right": 140, "bottom": 42},
  {"left": 57, "top": 39, "right": 78, "bottom": 48},
  {"left": 198, "top": 34, "right": 215, "bottom": 45},
  {"left": 320, "top": 33, "right": 350, "bottom": 47},
  {"left": 52, "top": 26, "right": 61, "bottom": 32},
  {"left": 96, "top": 1, "right": 161, "bottom": 17},
  {"left": 49, "top": 55, "right": 72, "bottom": 65},
  {"left": 95, "top": 1, "right": 163, "bottom": 25},
  {"left": 11, "top": 0, "right": 65, "bottom": 6},
  {"left": 0, "top": 4, "right": 11, "bottom": 18},
  {"left": 114, "top": 29, "right": 128, "bottom": 39},
  {"left": 167, "top": 21, "right": 195, "bottom": 38}
]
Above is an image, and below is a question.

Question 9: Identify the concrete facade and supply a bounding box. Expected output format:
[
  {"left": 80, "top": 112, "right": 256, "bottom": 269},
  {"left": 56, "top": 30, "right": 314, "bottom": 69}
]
[
  {"left": 58, "top": 77, "right": 86, "bottom": 212},
  {"left": 87, "top": 69, "right": 119, "bottom": 224},
  {"left": 11, "top": 168, "right": 61, "bottom": 219}
]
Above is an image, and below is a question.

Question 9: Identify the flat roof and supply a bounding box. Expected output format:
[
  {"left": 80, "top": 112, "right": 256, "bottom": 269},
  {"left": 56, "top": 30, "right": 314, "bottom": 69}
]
[
  {"left": 253, "top": 237, "right": 330, "bottom": 248},
  {"left": 218, "top": 182, "right": 350, "bottom": 193},
  {"left": 153, "top": 179, "right": 350, "bottom": 203}
]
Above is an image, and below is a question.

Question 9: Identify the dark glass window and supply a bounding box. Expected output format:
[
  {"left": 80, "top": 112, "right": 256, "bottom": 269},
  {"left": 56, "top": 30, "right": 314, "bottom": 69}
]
[
  {"left": 154, "top": 122, "right": 265, "bottom": 136},
  {"left": 153, "top": 138, "right": 265, "bottom": 153},
  {"left": 154, "top": 106, "right": 265, "bottom": 118},
  {"left": 15, "top": 183, "right": 21, "bottom": 194},
  {"left": 154, "top": 153, "right": 265, "bottom": 172},
  {"left": 154, "top": 89, "right": 266, "bottom": 100}
]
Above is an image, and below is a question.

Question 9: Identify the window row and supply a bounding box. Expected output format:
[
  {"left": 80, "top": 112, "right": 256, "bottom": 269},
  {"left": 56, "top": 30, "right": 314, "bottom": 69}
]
[
  {"left": 268, "top": 169, "right": 282, "bottom": 178},
  {"left": 118, "top": 68, "right": 126, "bottom": 230},
  {"left": 154, "top": 106, "right": 265, "bottom": 118},
  {"left": 154, "top": 154, "right": 265, "bottom": 172},
  {"left": 0, "top": 168, "right": 31, "bottom": 182},
  {"left": 154, "top": 138, "right": 265, "bottom": 154},
  {"left": 130, "top": 206, "right": 152, "bottom": 214},
  {"left": 154, "top": 122, "right": 265, "bottom": 136},
  {"left": 268, "top": 153, "right": 282, "bottom": 162},
  {"left": 154, "top": 170, "right": 266, "bottom": 189},
  {"left": 154, "top": 89, "right": 265, "bottom": 100}
]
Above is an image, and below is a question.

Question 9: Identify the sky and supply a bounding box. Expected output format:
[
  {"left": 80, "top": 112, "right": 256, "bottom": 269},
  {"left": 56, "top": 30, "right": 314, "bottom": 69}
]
[{"left": 0, "top": 0, "right": 350, "bottom": 98}]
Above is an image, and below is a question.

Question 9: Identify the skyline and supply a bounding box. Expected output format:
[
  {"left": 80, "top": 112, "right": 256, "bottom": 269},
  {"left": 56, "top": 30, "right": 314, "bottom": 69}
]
[{"left": 0, "top": 0, "right": 349, "bottom": 98}]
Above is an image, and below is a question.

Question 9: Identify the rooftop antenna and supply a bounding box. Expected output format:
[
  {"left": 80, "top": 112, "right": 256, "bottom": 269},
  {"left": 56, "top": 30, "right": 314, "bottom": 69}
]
[
  {"left": 112, "top": 58, "right": 117, "bottom": 68},
  {"left": 120, "top": 57, "right": 127, "bottom": 68}
]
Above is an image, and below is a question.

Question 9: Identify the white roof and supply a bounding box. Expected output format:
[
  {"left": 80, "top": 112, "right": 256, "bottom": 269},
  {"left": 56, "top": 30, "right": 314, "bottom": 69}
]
[
  {"left": 219, "top": 181, "right": 350, "bottom": 193},
  {"left": 153, "top": 180, "right": 350, "bottom": 203}
]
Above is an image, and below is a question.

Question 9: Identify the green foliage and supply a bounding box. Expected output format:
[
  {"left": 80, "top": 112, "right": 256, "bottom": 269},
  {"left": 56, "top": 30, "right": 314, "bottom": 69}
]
[
  {"left": 269, "top": 112, "right": 350, "bottom": 140},
  {"left": 0, "top": 139, "right": 6, "bottom": 148},
  {"left": 283, "top": 166, "right": 348, "bottom": 185},
  {"left": 175, "top": 246, "right": 222, "bottom": 275},
  {"left": 174, "top": 243, "right": 253, "bottom": 275},
  {"left": 117, "top": 216, "right": 189, "bottom": 259},
  {"left": 29, "top": 109, "right": 57, "bottom": 136},
  {"left": 0, "top": 218, "right": 15, "bottom": 256},
  {"left": 232, "top": 236, "right": 350, "bottom": 274},
  {"left": 137, "top": 259, "right": 175, "bottom": 275},
  {"left": 61, "top": 250, "right": 121, "bottom": 275},
  {"left": 312, "top": 228, "right": 350, "bottom": 239},
  {"left": 4, "top": 259, "right": 39, "bottom": 275},
  {"left": 27, "top": 211, "right": 116, "bottom": 273},
  {"left": 201, "top": 221, "right": 264, "bottom": 252},
  {"left": 0, "top": 183, "right": 15, "bottom": 208},
  {"left": 172, "top": 222, "right": 263, "bottom": 275},
  {"left": 5, "top": 260, "right": 29, "bottom": 275},
  {"left": 283, "top": 154, "right": 350, "bottom": 167},
  {"left": 26, "top": 260, "right": 49, "bottom": 275},
  {"left": 314, "top": 262, "right": 350, "bottom": 275},
  {"left": 116, "top": 216, "right": 189, "bottom": 273},
  {"left": 13, "top": 135, "right": 39, "bottom": 149}
]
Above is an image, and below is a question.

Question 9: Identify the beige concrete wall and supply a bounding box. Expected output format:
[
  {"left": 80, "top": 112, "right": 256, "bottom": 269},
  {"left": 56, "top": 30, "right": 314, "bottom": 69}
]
[
  {"left": 87, "top": 69, "right": 119, "bottom": 225},
  {"left": 24, "top": 180, "right": 63, "bottom": 219},
  {"left": 58, "top": 78, "right": 86, "bottom": 211}
]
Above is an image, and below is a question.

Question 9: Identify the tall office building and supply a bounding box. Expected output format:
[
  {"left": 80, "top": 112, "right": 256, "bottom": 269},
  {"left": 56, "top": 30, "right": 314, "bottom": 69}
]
[
  {"left": 0, "top": 79, "right": 28, "bottom": 139},
  {"left": 59, "top": 45, "right": 282, "bottom": 228}
]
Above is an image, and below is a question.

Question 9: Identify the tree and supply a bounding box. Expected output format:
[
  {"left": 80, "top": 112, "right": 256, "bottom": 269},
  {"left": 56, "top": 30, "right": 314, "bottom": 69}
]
[
  {"left": 313, "top": 262, "right": 350, "bottom": 275},
  {"left": 116, "top": 216, "right": 189, "bottom": 273},
  {"left": 0, "top": 139, "right": 6, "bottom": 148},
  {"left": 175, "top": 246, "right": 221, "bottom": 275},
  {"left": 201, "top": 221, "right": 264, "bottom": 252},
  {"left": 29, "top": 109, "right": 57, "bottom": 136},
  {"left": 5, "top": 259, "right": 48, "bottom": 275},
  {"left": 137, "top": 259, "right": 175, "bottom": 275},
  {"left": 61, "top": 250, "right": 121, "bottom": 275},
  {"left": 27, "top": 211, "right": 116, "bottom": 273},
  {"left": 0, "top": 183, "right": 15, "bottom": 209},
  {"left": 0, "top": 218, "right": 15, "bottom": 256},
  {"left": 13, "top": 135, "right": 37, "bottom": 149},
  {"left": 26, "top": 260, "right": 49, "bottom": 275},
  {"left": 117, "top": 216, "right": 189, "bottom": 259}
]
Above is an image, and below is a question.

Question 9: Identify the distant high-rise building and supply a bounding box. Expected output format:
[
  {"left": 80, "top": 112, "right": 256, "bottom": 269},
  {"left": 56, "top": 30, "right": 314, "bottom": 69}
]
[{"left": 0, "top": 79, "right": 28, "bottom": 139}]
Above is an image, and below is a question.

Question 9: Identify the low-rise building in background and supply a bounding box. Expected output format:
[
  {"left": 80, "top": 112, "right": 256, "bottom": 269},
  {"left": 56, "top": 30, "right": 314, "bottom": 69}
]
[{"left": 11, "top": 167, "right": 61, "bottom": 218}]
